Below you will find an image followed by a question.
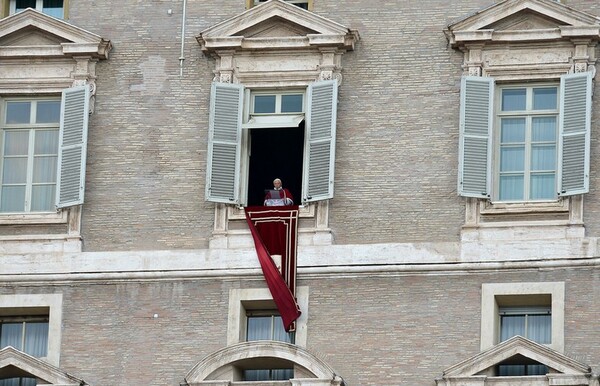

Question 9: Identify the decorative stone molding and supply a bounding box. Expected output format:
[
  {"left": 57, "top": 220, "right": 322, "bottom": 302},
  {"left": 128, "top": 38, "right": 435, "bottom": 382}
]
[
  {"left": 0, "top": 346, "right": 83, "bottom": 386},
  {"left": 185, "top": 341, "right": 342, "bottom": 384},
  {"left": 436, "top": 336, "right": 597, "bottom": 385},
  {"left": 197, "top": 0, "right": 358, "bottom": 88},
  {"left": 445, "top": 0, "right": 600, "bottom": 79},
  {"left": 0, "top": 8, "right": 111, "bottom": 94}
]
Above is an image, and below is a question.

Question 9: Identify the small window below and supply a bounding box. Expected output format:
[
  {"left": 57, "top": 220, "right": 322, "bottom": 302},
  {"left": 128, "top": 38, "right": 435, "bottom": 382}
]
[
  {"left": 499, "top": 306, "right": 551, "bottom": 344},
  {"left": 0, "top": 313, "right": 49, "bottom": 386},
  {"left": 10, "top": 0, "right": 64, "bottom": 19},
  {"left": 480, "top": 282, "right": 564, "bottom": 352},
  {"left": 0, "top": 315, "right": 49, "bottom": 357},
  {"left": 496, "top": 354, "right": 548, "bottom": 376},
  {"left": 242, "top": 311, "right": 295, "bottom": 381}
]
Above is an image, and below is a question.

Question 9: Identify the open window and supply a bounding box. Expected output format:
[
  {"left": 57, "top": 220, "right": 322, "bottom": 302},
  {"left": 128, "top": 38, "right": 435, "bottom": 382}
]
[
  {"left": 206, "top": 80, "right": 337, "bottom": 206},
  {"left": 198, "top": 0, "right": 358, "bottom": 247}
]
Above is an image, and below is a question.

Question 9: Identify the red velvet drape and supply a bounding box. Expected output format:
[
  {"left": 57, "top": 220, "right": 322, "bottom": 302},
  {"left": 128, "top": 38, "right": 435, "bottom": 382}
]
[{"left": 245, "top": 206, "right": 301, "bottom": 331}]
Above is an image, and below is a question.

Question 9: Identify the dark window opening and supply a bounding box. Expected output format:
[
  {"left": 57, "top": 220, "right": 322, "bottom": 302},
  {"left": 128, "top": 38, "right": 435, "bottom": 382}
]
[
  {"left": 496, "top": 354, "right": 548, "bottom": 376},
  {"left": 247, "top": 124, "right": 304, "bottom": 206}
]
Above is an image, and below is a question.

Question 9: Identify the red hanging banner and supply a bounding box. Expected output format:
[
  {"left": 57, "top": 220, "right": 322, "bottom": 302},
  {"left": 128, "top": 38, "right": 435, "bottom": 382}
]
[{"left": 244, "top": 206, "right": 301, "bottom": 332}]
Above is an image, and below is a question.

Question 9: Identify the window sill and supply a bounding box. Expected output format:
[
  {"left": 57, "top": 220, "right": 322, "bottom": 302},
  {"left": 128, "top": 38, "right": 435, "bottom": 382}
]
[
  {"left": 228, "top": 203, "right": 315, "bottom": 220},
  {"left": 480, "top": 198, "right": 569, "bottom": 215},
  {"left": 0, "top": 210, "right": 67, "bottom": 225}
]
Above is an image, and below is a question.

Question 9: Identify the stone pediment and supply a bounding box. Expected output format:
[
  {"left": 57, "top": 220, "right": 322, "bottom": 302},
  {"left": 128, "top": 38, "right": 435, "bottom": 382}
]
[
  {"left": 197, "top": 0, "right": 358, "bottom": 52},
  {"left": 0, "top": 8, "right": 111, "bottom": 58},
  {"left": 0, "top": 346, "right": 84, "bottom": 386},
  {"left": 445, "top": 0, "right": 600, "bottom": 48},
  {"left": 437, "top": 336, "right": 593, "bottom": 385}
]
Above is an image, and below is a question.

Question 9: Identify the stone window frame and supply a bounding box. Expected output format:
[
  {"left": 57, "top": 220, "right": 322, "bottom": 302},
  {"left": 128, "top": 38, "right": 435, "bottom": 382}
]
[
  {"left": 480, "top": 282, "right": 564, "bottom": 353},
  {"left": 0, "top": 293, "right": 63, "bottom": 366},
  {"left": 227, "top": 286, "right": 309, "bottom": 347}
]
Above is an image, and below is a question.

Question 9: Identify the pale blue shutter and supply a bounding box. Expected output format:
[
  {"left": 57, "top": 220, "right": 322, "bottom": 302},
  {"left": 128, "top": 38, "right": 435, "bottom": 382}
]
[
  {"left": 56, "top": 85, "right": 90, "bottom": 208},
  {"left": 302, "top": 79, "right": 337, "bottom": 203},
  {"left": 558, "top": 72, "right": 592, "bottom": 196},
  {"left": 206, "top": 82, "right": 243, "bottom": 204},
  {"left": 458, "top": 76, "right": 494, "bottom": 198}
]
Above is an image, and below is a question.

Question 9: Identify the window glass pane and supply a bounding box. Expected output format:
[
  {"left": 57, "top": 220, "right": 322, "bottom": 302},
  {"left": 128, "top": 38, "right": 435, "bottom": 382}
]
[
  {"left": 36, "top": 101, "right": 61, "bottom": 124},
  {"left": 272, "top": 316, "right": 295, "bottom": 343},
  {"left": 501, "top": 89, "right": 526, "bottom": 111},
  {"left": 498, "top": 365, "right": 526, "bottom": 376},
  {"left": 33, "top": 156, "right": 57, "bottom": 183},
  {"left": 6, "top": 102, "right": 31, "bottom": 124},
  {"left": 247, "top": 316, "right": 272, "bottom": 341},
  {"left": 31, "top": 185, "right": 55, "bottom": 211},
  {"left": 530, "top": 174, "right": 555, "bottom": 200},
  {"left": 0, "top": 186, "right": 26, "bottom": 212},
  {"left": 499, "top": 175, "right": 524, "bottom": 201},
  {"left": 2, "top": 158, "right": 28, "bottom": 184},
  {"left": 0, "top": 323, "right": 23, "bottom": 350},
  {"left": 34, "top": 130, "right": 59, "bottom": 155},
  {"left": 500, "top": 147, "right": 524, "bottom": 172},
  {"left": 43, "top": 0, "right": 64, "bottom": 18},
  {"left": 500, "top": 314, "right": 526, "bottom": 341},
  {"left": 244, "top": 369, "right": 271, "bottom": 381},
  {"left": 281, "top": 94, "right": 303, "bottom": 112},
  {"left": 533, "top": 87, "right": 557, "bottom": 110},
  {"left": 500, "top": 118, "right": 525, "bottom": 142},
  {"left": 272, "top": 369, "right": 294, "bottom": 380},
  {"left": 532, "top": 117, "right": 556, "bottom": 142},
  {"left": 4, "top": 131, "right": 29, "bottom": 156},
  {"left": 527, "top": 314, "right": 551, "bottom": 344},
  {"left": 23, "top": 322, "right": 49, "bottom": 357},
  {"left": 15, "top": 0, "right": 36, "bottom": 12},
  {"left": 527, "top": 364, "right": 549, "bottom": 375},
  {"left": 254, "top": 95, "right": 276, "bottom": 114},
  {"left": 531, "top": 145, "right": 555, "bottom": 171}
]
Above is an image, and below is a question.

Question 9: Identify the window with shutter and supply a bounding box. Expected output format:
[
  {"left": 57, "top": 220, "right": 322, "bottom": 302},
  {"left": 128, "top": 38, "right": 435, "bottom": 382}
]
[
  {"left": 458, "top": 73, "right": 592, "bottom": 204},
  {"left": 205, "top": 79, "right": 337, "bottom": 206},
  {"left": 0, "top": 86, "right": 90, "bottom": 214}
]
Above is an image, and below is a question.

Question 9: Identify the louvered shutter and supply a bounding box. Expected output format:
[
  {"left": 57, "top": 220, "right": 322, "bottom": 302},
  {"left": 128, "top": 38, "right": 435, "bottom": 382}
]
[
  {"left": 458, "top": 76, "right": 494, "bottom": 198},
  {"left": 302, "top": 79, "right": 337, "bottom": 203},
  {"left": 558, "top": 72, "right": 592, "bottom": 196},
  {"left": 206, "top": 82, "right": 243, "bottom": 204},
  {"left": 56, "top": 85, "right": 90, "bottom": 208}
]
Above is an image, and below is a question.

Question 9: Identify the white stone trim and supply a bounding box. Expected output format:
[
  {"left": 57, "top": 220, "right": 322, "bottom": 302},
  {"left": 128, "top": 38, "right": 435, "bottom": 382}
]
[
  {"left": 480, "top": 282, "right": 564, "bottom": 352},
  {"left": 227, "top": 286, "right": 309, "bottom": 347},
  {"left": 0, "top": 293, "right": 63, "bottom": 366}
]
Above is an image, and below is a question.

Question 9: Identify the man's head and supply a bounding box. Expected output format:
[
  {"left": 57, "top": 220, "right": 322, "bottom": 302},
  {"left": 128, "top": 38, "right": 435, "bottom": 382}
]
[{"left": 273, "top": 178, "right": 282, "bottom": 189}]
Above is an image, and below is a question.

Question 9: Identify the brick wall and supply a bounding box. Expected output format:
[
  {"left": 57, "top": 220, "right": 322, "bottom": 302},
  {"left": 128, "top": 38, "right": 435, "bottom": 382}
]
[{"left": 2, "top": 266, "right": 599, "bottom": 385}]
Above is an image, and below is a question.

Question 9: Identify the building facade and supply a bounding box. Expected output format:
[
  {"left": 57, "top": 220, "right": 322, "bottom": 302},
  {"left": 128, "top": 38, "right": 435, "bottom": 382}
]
[{"left": 0, "top": 0, "right": 599, "bottom": 385}]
